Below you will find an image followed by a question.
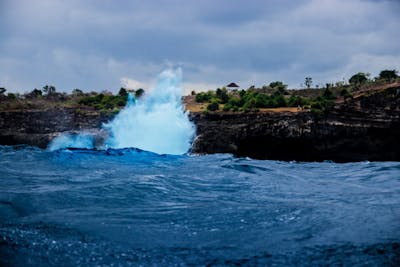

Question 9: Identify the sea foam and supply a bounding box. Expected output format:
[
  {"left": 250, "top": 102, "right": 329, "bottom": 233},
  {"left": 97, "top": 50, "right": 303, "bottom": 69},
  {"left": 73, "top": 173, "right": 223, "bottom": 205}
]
[{"left": 49, "top": 69, "right": 195, "bottom": 155}]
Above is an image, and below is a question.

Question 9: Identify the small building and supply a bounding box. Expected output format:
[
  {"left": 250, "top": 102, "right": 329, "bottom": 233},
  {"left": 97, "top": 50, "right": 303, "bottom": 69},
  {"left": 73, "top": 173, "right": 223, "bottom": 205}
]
[{"left": 226, "top": 82, "right": 239, "bottom": 90}]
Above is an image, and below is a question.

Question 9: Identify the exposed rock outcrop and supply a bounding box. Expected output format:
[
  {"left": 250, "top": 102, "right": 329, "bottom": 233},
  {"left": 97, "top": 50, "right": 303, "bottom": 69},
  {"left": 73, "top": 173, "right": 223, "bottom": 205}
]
[{"left": 0, "top": 108, "right": 113, "bottom": 148}]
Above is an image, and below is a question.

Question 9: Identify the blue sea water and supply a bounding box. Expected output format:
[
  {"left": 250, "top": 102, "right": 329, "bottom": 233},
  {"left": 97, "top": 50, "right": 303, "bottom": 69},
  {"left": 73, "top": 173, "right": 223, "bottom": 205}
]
[{"left": 0, "top": 146, "right": 399, "bottom": 266}]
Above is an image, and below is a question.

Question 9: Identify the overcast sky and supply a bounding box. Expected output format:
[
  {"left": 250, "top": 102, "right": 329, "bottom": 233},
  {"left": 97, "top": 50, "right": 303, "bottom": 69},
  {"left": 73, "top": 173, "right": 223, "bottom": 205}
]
[{"left": 1, "top": 0, "right": 399, "bottom": 94}]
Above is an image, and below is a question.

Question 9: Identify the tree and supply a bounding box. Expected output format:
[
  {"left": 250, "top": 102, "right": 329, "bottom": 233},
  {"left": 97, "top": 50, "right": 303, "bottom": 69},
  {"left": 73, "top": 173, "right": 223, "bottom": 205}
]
[
  {"left": 349, "top": 72, "right": 368, "bottom": 85},
  {"left": 269, "top": 81, "right": 284, "bottom": 88},
  {"left": 29, "top": 88, "right": 42, "bottom": 98},
  {"left": 72, "top": 88, "right": 83, "bottom": 96},
  {"left": 216, "top": 88, "right": 222, "bottom": 97},
  {"left": 269, "top": 81, "right": 287, "bottom": 94},
  {"left": 135, "top": 88, "right": 145, "bottom": 98},
  {"left": 379, "top": 70, "right": 398, "bottom": 81},
  {"left": 305, "top": 77, "right": 312, "bottom": 88},
  {"left": 42, "top": 85, "right": 56, "bottom": 95},
  {"left": 118, "top": 87, "right": 128, "bottom": 97},
  {"left": 0, "top": 87, "right": 6, "bottom": 95},
  {"left": 216, "top": 87, "right": 229, "bottom": 103}
]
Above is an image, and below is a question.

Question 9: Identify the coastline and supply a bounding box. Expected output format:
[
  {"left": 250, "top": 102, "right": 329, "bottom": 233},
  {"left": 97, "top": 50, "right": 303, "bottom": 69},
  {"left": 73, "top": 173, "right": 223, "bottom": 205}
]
[{"left": 0, "top": 83, "right": 399, "bottom": 162}]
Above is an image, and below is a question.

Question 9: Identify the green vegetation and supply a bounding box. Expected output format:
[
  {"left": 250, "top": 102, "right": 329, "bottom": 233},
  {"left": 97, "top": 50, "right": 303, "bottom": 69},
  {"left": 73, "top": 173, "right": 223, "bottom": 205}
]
[
  {"left": 194, "top": 83, "right": 309, "bottom": 112},
  {"left": 269, "top": 81, "right": 287, "bottom": 95},
  {"left": 195, "top": 91, "right": 213, "bottom": 103},
  {"left": 0, "top": 68, "right": 398, "bottom": 119},
  {"left": 190, "top": 68, "right": 399, "bottom": 119},
  {"left": 207, "top": 101, "right": 219, "bottom": 111},
  {"left": 310, "top": 88, "right": 336, "bottom": 120},
  {"left": 340, "top": 88, "right": 353, "bottom": 101},
  {"left": 135, "top": 88, "right": 145, "bottom": 98},
  {"left": 379, "top": 70, "right": 398, "bottom": 81},
  {"left": 118, "top": 88, "right": 128, "bottom": 97},
  {"left": 78, "top": 94, "right": 127, "bottom": 110},
  {"left": 349, "top": 72, "right": 368, "bottom": 85},
  {"left": 0, "top": 85, "right": 146, "bottom": 112}
]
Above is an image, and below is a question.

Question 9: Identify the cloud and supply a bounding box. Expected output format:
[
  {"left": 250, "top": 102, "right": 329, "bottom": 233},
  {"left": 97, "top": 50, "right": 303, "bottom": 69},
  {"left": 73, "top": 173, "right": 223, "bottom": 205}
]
[{"left": 0, "top": 0, "right": 399, "bottom": 93}]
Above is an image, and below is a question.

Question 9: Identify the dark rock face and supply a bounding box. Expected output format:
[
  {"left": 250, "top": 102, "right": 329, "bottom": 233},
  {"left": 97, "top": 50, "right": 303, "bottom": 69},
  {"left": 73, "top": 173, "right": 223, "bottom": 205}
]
[
  {"left": 190, "top": 88, "right": 400, "bottom": 162},
  {"left": 0, "top": 108, "right": 113, "bottom": 148}
]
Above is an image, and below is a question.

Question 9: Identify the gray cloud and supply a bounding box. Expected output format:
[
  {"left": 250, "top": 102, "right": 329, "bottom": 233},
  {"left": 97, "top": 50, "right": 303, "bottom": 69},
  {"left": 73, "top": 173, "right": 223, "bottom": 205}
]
[{"left": 0, "top": 0, "right": 399, "bottom": 93}]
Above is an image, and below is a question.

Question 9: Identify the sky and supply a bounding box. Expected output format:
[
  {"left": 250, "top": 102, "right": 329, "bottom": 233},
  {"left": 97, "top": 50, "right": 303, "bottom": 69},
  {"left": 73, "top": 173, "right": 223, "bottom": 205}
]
[{"left": 0, "top": 0, "right": 399, "bottom": 94}]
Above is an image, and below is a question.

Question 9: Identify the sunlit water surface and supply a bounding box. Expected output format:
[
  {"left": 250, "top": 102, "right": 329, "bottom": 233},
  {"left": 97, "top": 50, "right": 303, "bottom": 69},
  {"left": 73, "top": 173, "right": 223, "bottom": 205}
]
[{"left": 0, "top": 146, "right": 399, "bottom": 266}]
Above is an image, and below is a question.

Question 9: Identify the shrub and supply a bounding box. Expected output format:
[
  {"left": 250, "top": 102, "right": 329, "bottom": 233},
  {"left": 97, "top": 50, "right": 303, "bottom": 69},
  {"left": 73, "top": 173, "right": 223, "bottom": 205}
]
[
  {"left": 255, "top": 94, "right": 269, "bottom": 108},
  {"left": 7, "top": 93, "right": 17, "bottom": 100},
  {"left": 274, "top": 94, "right": 287, "bottom": 107},
  {"left": 310, "top": 97, "right": 334, "bottom": 120},
  {"left": 287, "top": 95, "right": 309, "bottom": 107},
  {"left": 195, "top": 91, "right": 213, "bottom": 103},
  {"left": 78, "top": 94, "right": 127, "bottom": 110},
  {"left": 243, "top": 97, "right": 257, "bottom": 110},
  {"left": 322, "top": 88, "right": 336, "bottom": 100},
  {"left": 207, "top": 101, "right": 219, "bottom": 111},
  {"left": 227, "top": 97, "right": 241, "bottom": 108},
  {"left": 223, "top": 103, "right": 232, "bottom": 111},
  {"left": 340, "top": 88, "right": 352, "bottom": 100}
]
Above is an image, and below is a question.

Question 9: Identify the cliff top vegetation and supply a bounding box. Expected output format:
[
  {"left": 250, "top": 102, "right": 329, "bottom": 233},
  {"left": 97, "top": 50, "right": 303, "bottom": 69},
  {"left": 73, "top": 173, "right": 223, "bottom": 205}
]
[
  {"left": 0, "top": 87, "right": 145, "bottom": 114},
  {"left": 0, "top": 69, "right": 399, "bottom": 119},
  {"left": 185, "top": 69, "right": 400, "bottom": 118}
]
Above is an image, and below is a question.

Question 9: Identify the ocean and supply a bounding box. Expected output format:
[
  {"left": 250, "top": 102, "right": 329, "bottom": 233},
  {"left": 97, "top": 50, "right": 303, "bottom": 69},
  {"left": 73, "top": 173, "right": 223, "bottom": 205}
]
[{"left": 1, "top": 146, "right": 399, "bottom": 266}]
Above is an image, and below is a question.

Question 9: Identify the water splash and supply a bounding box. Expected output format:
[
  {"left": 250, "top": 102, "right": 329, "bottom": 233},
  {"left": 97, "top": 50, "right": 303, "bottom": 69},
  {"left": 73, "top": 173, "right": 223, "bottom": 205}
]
[
  {"left": 48, "top": 69, "right": 195, "bottom": 155},
  {"left": 104, "top": 69, "right": 195, "bottom": 154},
  {"left": 49, "top": 133, "right": 94, "bottom": 151}
]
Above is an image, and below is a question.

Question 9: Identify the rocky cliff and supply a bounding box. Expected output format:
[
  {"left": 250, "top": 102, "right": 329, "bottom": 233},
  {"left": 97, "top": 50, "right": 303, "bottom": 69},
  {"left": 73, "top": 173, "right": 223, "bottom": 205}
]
[
  {"left": 0, "top": 87, "right": 399, "bottom": 162},
  {"left": 190, "top": 87, "right": 400, "bottom": 162},
  {"left": 0, "top": 108, "right": 113, "bottom": 148}
]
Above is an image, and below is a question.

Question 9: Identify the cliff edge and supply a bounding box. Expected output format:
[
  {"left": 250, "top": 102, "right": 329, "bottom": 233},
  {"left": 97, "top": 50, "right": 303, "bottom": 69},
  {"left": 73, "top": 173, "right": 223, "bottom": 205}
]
[
  {"left": 190, "top": 86, "right": 400, "bottom": 162},
  {"left": 0, "top": 86, "right": 399, "bottom": 162},
  {"left": 0, "top": 108, "right": 113, "bottom": 148}
]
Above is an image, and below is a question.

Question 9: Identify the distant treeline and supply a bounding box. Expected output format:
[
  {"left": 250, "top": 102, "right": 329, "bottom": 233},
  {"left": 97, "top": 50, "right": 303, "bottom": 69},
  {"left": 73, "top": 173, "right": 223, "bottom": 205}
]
[
  {"left": 191, "top": 69, "right": 399, "bottom": 118},
  {"left": 0, "top": 86, "right": 144, "bottom": 113},
  {"left": 0, "top": 69, "right": 398, "bottom": 117}
]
